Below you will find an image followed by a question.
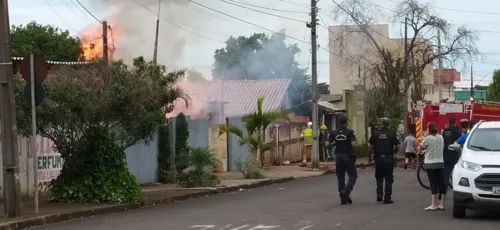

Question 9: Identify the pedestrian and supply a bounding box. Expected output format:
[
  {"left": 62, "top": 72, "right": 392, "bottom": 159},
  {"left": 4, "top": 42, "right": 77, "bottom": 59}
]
[
  {"left": 420, "top": 122, "right": 446, "bottom": 211},
  {"left": 300, "top": 121, "right": 313, "bottom": 167},
  {"left": 403, "top": 131, "right": 417, "bottom": 170},
  {"left": 442, "top": 117, "right": 461, "bottom": 190},
  {"left": 327, "top": 115, "right": 357, "bottom": 205},
  {"left": 319, "top": 124, "right": 328, "bottom": 161},
  {"left": 369, "top": 117, "right": 400, "bottom": 204}
]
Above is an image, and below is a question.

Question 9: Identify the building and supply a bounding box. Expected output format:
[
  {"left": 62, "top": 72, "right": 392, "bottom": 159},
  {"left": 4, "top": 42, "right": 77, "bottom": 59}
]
[
  {"left": 328, "top": 24, "right": 435, "bottom": 104},
  {"left": 431, "top": 68, "right": 461, "bottom": 102}
]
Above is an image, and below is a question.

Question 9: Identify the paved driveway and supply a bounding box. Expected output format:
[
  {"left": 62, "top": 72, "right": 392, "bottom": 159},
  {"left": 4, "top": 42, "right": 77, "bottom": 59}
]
[{"left": 32, "top": 168, "right": 500, "bottom": 230}]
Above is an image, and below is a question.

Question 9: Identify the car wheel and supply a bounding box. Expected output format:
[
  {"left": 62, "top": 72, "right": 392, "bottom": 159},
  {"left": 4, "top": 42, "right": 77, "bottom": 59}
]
[{"left": 452, "top": 201, "right": 466, "bottom": 218}]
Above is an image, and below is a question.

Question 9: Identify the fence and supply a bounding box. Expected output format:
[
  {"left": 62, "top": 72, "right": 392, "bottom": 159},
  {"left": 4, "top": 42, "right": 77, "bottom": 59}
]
[{"left": 226, "top": 116, "right": 306, "bottom": 169}]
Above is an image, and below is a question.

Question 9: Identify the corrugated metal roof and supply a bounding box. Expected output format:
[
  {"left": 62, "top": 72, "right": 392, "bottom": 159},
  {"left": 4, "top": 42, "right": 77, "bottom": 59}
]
[
  {"left": 209, "top": 79, "right": 292, "bottom": 116},
  {"left": 12, "top": 57, "right": 91, "bottom": 65},
  {"left": 319, "top": 93, "right": 343, "bottom": 102}
]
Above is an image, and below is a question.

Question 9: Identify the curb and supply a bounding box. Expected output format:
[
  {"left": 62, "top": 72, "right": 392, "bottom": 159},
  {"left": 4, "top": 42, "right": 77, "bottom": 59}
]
[
  {"left": 0, "top": 160, "right": 392, "bottom": 230},
  {"left": 0, "top": 177, "right": 297, "bottom": 230}
]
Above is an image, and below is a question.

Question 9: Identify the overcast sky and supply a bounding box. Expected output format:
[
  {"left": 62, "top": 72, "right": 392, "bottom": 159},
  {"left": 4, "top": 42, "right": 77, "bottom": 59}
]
[{"left": 8, "top": 0, "right": 500, "bottom": 86}]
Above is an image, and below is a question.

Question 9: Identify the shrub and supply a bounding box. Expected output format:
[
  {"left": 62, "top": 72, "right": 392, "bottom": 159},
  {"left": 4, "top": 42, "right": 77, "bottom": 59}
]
[
  {"left": 157, "top": 122, "right": 176, "bottom": 183},
  {"left": 176, "top": 147, "right": 220, "bottom": 188},
  {"left": 353, "top": 143, "right": 370, "bottom": 158},
  {"left": 175, "top": 113, "right": 190, "bottom": 172},
  {"left": 50, "top": 127, "right": 143, "bottom": 204},
  {"left": 236, "top": 160, "right": 265, "bottom": 179}
]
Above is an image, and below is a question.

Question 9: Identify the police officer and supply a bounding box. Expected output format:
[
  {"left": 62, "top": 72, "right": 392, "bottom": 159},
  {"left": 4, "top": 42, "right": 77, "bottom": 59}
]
[
  {"left": 442, "top": 117, "right": 461, "bottom": 190},
  {"left": 328, "top": 115, "right": 357, "bottom": 205},
  {"left": 369, "top": 117, "right": 400, "bottom": 204}
]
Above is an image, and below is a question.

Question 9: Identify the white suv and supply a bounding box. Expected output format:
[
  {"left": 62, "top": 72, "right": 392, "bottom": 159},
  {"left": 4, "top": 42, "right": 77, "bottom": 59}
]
[{"left": 452, "top": 121, "right": 500, "bottom": 218}]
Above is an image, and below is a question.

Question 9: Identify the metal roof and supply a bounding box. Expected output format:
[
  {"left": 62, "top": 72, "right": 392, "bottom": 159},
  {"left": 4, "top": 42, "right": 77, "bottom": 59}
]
[
  {"left": 12, "top": 57, "right": 91, "bottom": 65},
  {"left": 319, "top": 93, "right": 343, "bottom": 102},
  {"left": 208, "top": 79, "right": 292, "bottom": 117}
]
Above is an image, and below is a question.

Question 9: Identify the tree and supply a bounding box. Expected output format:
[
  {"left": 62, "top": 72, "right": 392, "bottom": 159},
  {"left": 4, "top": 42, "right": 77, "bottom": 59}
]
[
  {"left": 332, "top": 0, "right": 478, "bottom": 127},
  {"left": 218, "top": 97, "right": 288, "bottom": 175},
  {"left": 11, "top": 21, "right": 82, "bottom": 61},
  {"left": 487, "top": 70, "right": 500, "bottom": 101},
  {"left": 318, "top": 82, "right": 330, "bottom": 94},
  {"left": 212, "top": 32, "right": 311, "bottom": 115},
  {"left": 14, "top": 57, "right": 186, "bottom": 204}
]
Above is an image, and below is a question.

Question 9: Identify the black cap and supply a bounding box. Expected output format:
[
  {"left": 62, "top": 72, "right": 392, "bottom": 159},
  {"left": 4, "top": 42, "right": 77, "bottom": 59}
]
[{"left": 338, "top": 115, "right": 348, "bottom": 125}]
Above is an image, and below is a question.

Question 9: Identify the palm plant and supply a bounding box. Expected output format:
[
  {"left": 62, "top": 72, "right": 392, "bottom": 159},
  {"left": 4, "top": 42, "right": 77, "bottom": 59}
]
[{"left": 219, "top": 97, "right": 288, "bottom": 166}]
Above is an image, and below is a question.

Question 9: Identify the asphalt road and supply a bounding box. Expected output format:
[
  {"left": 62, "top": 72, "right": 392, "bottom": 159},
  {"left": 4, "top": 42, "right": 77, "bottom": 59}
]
[{"left": 32, "top": 168, "right": 500, "bottom": 230}]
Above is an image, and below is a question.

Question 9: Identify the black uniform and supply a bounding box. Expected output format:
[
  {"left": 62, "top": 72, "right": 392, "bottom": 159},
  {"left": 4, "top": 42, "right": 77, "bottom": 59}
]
[
  {"left": 442, "top": 126, "right": 461, "bottom": 190},
  {"left": 329, "top": 126, "right": 357, "bottom": 202},
  {"left": 369, "top": 127, "right": 400, "bottom": 203}
]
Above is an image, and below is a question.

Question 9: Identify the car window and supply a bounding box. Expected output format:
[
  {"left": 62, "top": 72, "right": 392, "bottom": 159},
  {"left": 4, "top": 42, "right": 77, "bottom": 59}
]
[{"left": 467, "top": 128, "right": 500, "bottom": 151}]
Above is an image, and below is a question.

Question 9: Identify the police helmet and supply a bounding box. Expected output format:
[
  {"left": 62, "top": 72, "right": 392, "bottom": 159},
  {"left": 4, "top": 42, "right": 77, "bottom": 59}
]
[
  {"left": 307, "top": 121, "right": 312, "bottom": 127},
  {"left": 460, "top": 118, "right": 469, "bottom": 128}
]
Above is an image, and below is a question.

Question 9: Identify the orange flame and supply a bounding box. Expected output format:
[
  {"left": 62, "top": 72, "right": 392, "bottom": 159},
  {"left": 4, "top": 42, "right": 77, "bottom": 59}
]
[{"left": 79, "top": 19, "right": 119, "bottom": 61}]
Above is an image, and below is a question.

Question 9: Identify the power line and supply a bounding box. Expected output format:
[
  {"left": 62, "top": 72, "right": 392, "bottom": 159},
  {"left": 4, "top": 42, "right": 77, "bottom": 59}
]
[
  {"left": 75, "top": 0, "right": 102, "bottom": 24},
  {"left": 131, "top": 0, "right": 225, "bottom": 44},
  {"left": 225, "top": 0, "right": 309, "bottom": 14},
  {"left": 64, "top": 0, "right": 97, "bottom": 26},
  {"left": 186, "top": 0, "right": 308, "bottom": 44},
  {"left": 274, "top": 0, "right": 309, "bottom": 7},
  {"left": 220, "top": 0, "right": 307, "bottom": 23},
  {"left": 44, "top": 0, "right": 78, "bottom": 33}
]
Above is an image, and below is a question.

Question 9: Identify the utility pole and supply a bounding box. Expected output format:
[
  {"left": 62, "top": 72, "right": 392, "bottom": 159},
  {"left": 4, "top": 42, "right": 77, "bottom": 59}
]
[
  {"left": 437, "top": 30, "right": 443, "bottom": 101},
  {"left": 0, "top": 0, "right": 22, "bottom": 218},
  {"left": 404, "top": 17, "right": 409, "bottom": 133},
  {"left": 471, "top": 65, "right": 474, "bottom": 100},
  {"left": 363, "top": 65, "right": 368, "bottom": 143},
  {"left": 102, "top": 21, "right": 108, "bottom": 63},
  {"left": 308, "top": 0, "right": 319, "bottom": 169},
  {"left": 153, "top": 0, "right": 161, "bottom": 65}
]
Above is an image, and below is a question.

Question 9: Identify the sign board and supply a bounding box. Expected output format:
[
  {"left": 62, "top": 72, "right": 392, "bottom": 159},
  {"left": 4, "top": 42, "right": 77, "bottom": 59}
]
[
  {"left": 23, "top": 83, "right": 45, "bottom": 107},
  {"left": 30, "top": 136, "right": 64, "bottom": 193},
  {"left": 439, "top": 103, "right": 463, "bottom": 115},
  {"left": 20, "top": 54, "right": 48, "bottom": 83}
]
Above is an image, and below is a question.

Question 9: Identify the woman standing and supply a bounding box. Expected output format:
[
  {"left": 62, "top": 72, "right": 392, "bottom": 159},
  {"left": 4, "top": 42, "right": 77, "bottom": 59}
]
[{"left": 420, "top": 122, "right": 446, "bottom": 211}]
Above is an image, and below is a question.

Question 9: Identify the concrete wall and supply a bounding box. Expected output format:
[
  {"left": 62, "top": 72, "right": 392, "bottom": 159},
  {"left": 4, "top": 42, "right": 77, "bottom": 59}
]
[
  {"left": 0, "top": 116, "right": 212, "bottom": 199},
  {"left": 226, "top": 117, "right": 249, "bottom": 171}
]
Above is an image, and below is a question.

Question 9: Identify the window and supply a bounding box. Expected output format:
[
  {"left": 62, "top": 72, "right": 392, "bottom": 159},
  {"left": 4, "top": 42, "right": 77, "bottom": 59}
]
[{"left": 467, "top": 128, "right": 500, "bottom": 151}]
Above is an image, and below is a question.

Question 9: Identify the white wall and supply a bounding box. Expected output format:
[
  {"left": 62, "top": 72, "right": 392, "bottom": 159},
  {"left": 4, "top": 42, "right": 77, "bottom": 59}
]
[{"left": 0, "top": 136, "right": 60, "bottom": 199}]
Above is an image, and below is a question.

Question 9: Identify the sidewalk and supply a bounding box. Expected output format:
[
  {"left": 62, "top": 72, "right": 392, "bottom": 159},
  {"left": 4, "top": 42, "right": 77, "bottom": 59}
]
[{"left": 0, "top": 157, "right": 374, "bottom": 230}]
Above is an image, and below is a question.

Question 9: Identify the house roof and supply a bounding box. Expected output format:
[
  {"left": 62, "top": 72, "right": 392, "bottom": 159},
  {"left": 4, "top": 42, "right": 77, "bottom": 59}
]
[
  {"left": 319, "top": 93, "right": 343, "bottom": 102},
  {"left": 209, "top": 79, "right": 292, "bottom": 116}
]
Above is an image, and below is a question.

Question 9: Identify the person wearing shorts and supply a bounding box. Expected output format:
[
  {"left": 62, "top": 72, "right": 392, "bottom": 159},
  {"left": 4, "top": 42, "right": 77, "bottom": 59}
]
[{"left": 403, "top": 132, "right": 417, "bottom": 169}]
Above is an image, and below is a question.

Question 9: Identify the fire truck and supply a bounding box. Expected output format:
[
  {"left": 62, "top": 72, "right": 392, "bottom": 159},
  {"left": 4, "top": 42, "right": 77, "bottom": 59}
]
[{"left": 408, "top": 101, "right": 500, "bottom": 145}]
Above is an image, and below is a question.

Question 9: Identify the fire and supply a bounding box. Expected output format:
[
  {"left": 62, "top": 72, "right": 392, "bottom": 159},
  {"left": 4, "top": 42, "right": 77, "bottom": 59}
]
[{"left": 79, "top": 19, "right": 119, "bottom": 61}]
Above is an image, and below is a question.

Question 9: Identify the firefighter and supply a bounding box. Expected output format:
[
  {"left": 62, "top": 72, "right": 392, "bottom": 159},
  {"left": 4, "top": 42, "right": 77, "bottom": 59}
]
[
  {"left": 327, "top": 115, "right": 357, "bottom": 205},
  {"left": 300, "top": 122, "right": 313, "bottom": 167},
  {"left": 369, "top": 117, "right": 400, "bottom": 204}
]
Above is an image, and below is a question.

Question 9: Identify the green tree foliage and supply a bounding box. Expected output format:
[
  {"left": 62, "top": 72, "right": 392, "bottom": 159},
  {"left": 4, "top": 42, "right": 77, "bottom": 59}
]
[
  {"left": 219, "top": 98, "right": 288, "bottom": 177},
  {"left": 157, "top": 122, "right": 175, "bottom": 183},
  {"left": 175, "top": 113, "right": 190, "bottom": 171},
  {"left": 487, "top": 70, "right": 500, "bottom": 101},
  {"left": 11, "top": 21, "right": 82, "bottom": 61},
  {"left": 14, "top": 57, "right": 185, "bottom": 203},
  {"left": 212, "top": 32, "right": 311, "bottom": 115},
  {"left": 318, "top": 82, "right": 330, "bottom": 94}
]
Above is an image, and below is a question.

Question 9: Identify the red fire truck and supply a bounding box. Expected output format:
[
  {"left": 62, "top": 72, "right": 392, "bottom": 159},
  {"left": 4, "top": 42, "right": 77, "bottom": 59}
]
[{"left": 408, "top": 101, "right": 500, "bottom": 145}]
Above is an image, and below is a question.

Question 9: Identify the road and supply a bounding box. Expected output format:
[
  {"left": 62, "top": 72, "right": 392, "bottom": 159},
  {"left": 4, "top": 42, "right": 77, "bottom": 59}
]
[{"left": 33, "top": 168, "right": 500, "bottom": 230}]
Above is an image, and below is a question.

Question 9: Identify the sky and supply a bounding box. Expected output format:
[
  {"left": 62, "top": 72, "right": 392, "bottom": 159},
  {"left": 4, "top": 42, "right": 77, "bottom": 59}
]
[{"left": 8, "top": 0, "right": 500, "bottom": 86}]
